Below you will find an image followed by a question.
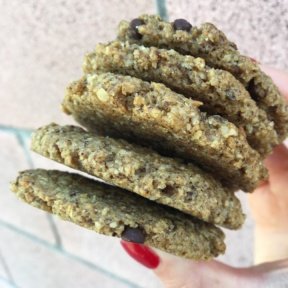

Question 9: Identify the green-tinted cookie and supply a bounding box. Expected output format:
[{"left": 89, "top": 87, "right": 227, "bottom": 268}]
[
  {"left": 117, "top": 14, "right": 288, "bottom": 141},
  {"left": 30, "top": 123, "right": 245, "bottom": 229},
  {"left": 63, "top": 72, "right": 267, "bottom": 192},
  {"left": 11, "top": 169, "right": 226, "bottom": 259},
  {"left": 83, "top": 41, "right": 277, "bottom": 155}
]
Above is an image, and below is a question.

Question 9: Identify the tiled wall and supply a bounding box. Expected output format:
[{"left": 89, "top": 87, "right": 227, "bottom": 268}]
[{"left": 1, "top": 0, "right": 287, "bottom": 287}]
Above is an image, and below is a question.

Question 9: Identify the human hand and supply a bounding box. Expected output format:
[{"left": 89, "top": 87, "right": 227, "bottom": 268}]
[
  {"left": 121, "top": 67, "right": 288, "bottom": 287},
  {"left": 248, "top": 66, "right": 288, "bottom": 265}
]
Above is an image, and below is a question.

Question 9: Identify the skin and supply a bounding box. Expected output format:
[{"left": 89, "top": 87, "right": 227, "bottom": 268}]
[{"left": 151, "top": 66, "right": 288, "bottom": 287}]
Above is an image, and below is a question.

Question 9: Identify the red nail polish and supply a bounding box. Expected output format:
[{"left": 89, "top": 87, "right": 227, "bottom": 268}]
[{"left": 120, "top": 240, "right": 160, "bottom": 269}]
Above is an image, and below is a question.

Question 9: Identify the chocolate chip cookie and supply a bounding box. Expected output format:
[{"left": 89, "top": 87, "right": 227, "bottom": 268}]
[
  {"left": 30, "top": 123, "right": 244, "bottom": 229},
  {"left": 63, "top": 72, "right": 267, "bottom": 192},
  {"left": 11, "top": 169, "right": 225, "bottom": 259},
  {"left": 117, "top": 14, "right": 288, "bottom": 141}
]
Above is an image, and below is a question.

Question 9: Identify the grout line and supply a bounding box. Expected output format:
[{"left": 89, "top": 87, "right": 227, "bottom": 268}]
[
  {"left": 15, "top": 131, "right": 33, "bottom": 169},
  {"left": 0, "top": 220, "right": 141, "bottom": 288},
  {"left": 0, "top": 125, "right": 33, "bottom": 135},
  {"left": 155, "top": 0, "right": 168, "bottom": 20},
  {"left": 46, "top": 215, "right": 63, "bottom": 248},
  {"left": 15, "top": 130, "right": 64, "bottom": 249},
  {"left": 0, "top": 252, "right": 16, "bottom": 286},
  {"left": 0, "top": 276, "right": 18, "bottom": 288}
]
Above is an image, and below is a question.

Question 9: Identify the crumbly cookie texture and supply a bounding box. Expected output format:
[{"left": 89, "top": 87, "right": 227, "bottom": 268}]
[
  {"left": 83, "top": 41, "right": 277, "bottom": 155},
  {"left": 11, "top": 169, "right": 226, "bottom": 259},
  {"left": 30, "top": 123, "right": 245, "bottom": 229},
  {"left": 117, "top": 14, "right": 288, "bottom": 141},
  {"left": 117, "top": 15, "right": 257, "bottom": 83},
  {"left": 248, "top": 72, "right": 288, "bottom": 140},
  {"left": 63, "top": 72, "right": 267, "bottom": 192}
]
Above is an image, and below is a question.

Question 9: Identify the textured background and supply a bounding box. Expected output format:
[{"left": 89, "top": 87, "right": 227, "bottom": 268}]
[{"left": 0, "top": 0, "right": 287, "bottom": 287}]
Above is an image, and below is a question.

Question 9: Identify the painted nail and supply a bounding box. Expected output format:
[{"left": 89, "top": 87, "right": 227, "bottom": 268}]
[{"left": 120, "top": 240, "right": 160, "bottom": 269}]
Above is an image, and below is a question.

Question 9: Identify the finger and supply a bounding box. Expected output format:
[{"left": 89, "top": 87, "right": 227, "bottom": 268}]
[
  {"left": 154, "top": 250, "right": 247, "bottom": 288},
  {"left": 120, "top": 240, "right": 160, "bottom": 269},
  {"left": 253, "top": 258, "right": 288, "bottom": 273},
  {"left": 260, "top": 65, "right": 288, "bottom": 100},
  {"left": 265, "top": 143, "right": 288, "bottom": 172},
  {"left": 121, "top": 241, "right": 260, "bottom": 288},
  {"left": 248, "top": 144, "right": 288, "bottom": 228},
  {"left": 264, "top": 144, "right": 288, "bottom": 194},
  {"left": 251, "top": 259, "right": 288, "bottom": 286}
]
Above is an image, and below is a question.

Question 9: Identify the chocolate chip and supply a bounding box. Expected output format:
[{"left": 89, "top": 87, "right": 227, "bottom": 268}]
[
  {"left": 230, "top": 42, "right": 238, "bottom": 50},
  {"left": 161, "top": 185, "right": 174, "bottom": 196},
  {"left": 130, "top": 18, "right": 144, "bottom": 40},
  {"left": 231, "top": 65, "right": 242, "bottom": 75},
  {"left": 121, "top": 226, "right": 145, "bottom": 243},
  {"left": 136, "top": 167, "right": 146, "bottom": 174},
  {"left": 185, "top": 191, "right": 194, "bottom": 201},
  {"left": 173, "top": 19, "right": 192, "bottom": 32},
  {"left": 161, "top": 101, "right": 171, "bottom": 112},
  {"left": 247, "top": 79, "right": 257, "bottom": 99},
  {"left": 69, "top": 190, "right": 78, "bottom": 197}
]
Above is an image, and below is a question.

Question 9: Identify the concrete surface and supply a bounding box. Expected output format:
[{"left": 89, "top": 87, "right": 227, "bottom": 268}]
[
  {"left": 0, "top": 254, "right": 10, "bottom": 281},
  {"left": 0, "top": 226, "right": 131, "bottom": 288},
  {"left": 0, "top": 0, "right": 155, "bottom": 129},
  {"left": 0, "top": 131, "right": 56, "bottom": 244}
]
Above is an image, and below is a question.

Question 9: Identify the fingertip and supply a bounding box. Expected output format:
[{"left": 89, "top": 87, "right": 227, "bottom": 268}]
[
  {"left": 264, "top": 144, "right": 288, "bottom": 171},
  {"left": 120, "top": 240, "right": 160, "bottom": 269}
]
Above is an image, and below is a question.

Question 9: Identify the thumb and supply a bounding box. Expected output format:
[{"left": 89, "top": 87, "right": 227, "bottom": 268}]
[
  {"left": 263, "top": 144, "right": 288, "bottom": 194},
  {"left": 153, "top": 250, "right": 259, "bottom": 288},
  {"left": 120, "top": 241, "right": 260, "bottom": 287}
]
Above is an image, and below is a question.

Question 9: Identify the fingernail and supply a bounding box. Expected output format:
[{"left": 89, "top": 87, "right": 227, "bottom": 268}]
[{"left": 120, "top": 240, "right": 160, "bottom": 269}]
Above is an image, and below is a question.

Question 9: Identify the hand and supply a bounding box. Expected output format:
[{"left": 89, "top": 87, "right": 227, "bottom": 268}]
[
  {"left": 248, "top": 66, "right": 288, "bottom": 264},
  {"left": 121, "top": 66, "right": 288, "bottom": 287}
]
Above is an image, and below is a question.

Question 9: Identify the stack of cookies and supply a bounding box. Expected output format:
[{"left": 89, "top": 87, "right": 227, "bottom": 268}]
[{"left": 11, "top": 15, "right": 288, "bottom": 260}]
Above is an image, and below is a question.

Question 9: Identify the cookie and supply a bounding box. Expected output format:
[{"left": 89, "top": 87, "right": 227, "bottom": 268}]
[
  {"left": 117, "top": 14, "right": 288, "bottom": 141},
  {"left": 83, "top": 41, "right": 277, "bottom": 155},
  {"left": 30, "top": 123, "right": 245, "bottom": 229},
  {"left": 11, "top": 169, "right": 226, "bottom": 259},
  {"left": 248, "top": 72, "right": 288, "bottom": 140},
  {"left": 63, "top": 72, "right": 267, "bottom": 192},
  {"left": 117, "top": 15, "right": 256, "bottom": 84}
]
